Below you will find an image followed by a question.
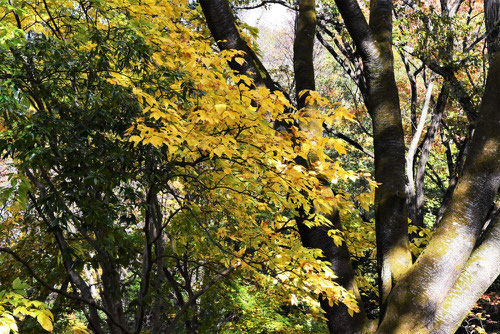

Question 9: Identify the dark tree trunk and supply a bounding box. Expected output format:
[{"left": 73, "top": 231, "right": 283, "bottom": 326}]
[
  {"left": 332, "top": 0, "right": 412, "bottom": 309},
  {"left": 298, "top": 212, "right": 372, "bottom": 333},
  {"left": 293, "top": 3, "right": 370, "bottom": 331},
  {"left": 485, "top": 0, "right": 500, "bottom": 55},
  {"left": 199, "top": 0, "right": 278, "bottom": 90}
]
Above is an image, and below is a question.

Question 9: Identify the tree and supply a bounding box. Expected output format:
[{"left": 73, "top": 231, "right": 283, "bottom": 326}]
[
  {"left": 0, "top": 0, "right": 361, "bottom": 332},
  {"left": 0, "top": 0, "right": 498, "bottom": 333},
  {"left": 201, "top": 0, "right": 499, "bottom": 332}
]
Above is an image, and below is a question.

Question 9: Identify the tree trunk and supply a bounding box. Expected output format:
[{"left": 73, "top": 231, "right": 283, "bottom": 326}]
[
  {"left": 199, "top": 0, "right": 278, "bottom": 90},
  {"left": 294, "top": 0, "right": 316, "bottom": 106},
  {"left": 333, "top": 0, "right": 412, "bottom": 309},
  {"left": 293, "top": 2, "right": 370, "bottom": 332},
  {"left": 377, "top": 42, "right": 500, "bottom": 334},
  {"left": 432, "top": 216, "right": 500, "bottom": 333},
  {"left": 485, "top": 0, "right": 500, "bottom": 55},
  {"left": 298, "top": 212, "right": 372, "bottom": 333}
]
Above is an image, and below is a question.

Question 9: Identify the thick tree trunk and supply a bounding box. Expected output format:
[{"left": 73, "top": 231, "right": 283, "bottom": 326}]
[
  {"left": 432, "top": 216, "right": 500, "bottom": 333},
  {"left": 485, "top": 0, "right": 500, "bottom": 55},
  {"left": 294, "top": 0, "right": 316, "bottom": 106},
  {"left": 333, "top": 0, "right": 412, "bottom": 308},
  {"left": 298, "top": 212, "right": 372, "bottom": 333},
  {"left": 377, "top": 47, "right": 500, "bottom": 334},
  {"left": 369, "top": 0, "right": 412, "bottom": 308}
]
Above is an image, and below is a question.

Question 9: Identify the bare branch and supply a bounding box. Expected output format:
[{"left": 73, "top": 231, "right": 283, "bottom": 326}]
[{"left": 164, "top": 266, "right": 235, "bottom": 334}]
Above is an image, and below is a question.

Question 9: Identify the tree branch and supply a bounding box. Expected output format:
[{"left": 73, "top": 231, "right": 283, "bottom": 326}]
[
  {"left": 406, "top": 75, "right": 435, "bottom": 225},
  {"left": 333, "top": 0, "right": 379, "bottom": 64},
  {"left": 433, "top": 216, "right": 500, "bottom": 333},
  {"left": 164, "top": 266, "right": 235, "bottom": 334},
  {"left": 324, "top": 124, "right": 374, "bottom": 158}
]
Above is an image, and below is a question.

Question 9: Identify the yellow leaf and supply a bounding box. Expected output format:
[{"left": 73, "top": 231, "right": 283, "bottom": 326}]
[
  {"left": 214, "top": 104, "right": 227, "bottom": 113},
  {"left": 298, "top": 89, "right": 309, "bottom": 98},
  {"left": 150, "top": 108, "right": 167, "bottom": 120},
  {"left": 37, "top": 313, "right": 53, "bottom": 332},
  {"left": 332, "top": 235, "right": 343, "bottom": 247},
  {"left": 236, "top": 247, "right": 246, "bottom": 257},
  {"left": 152, "top": 52, "right": 164, "bottom": 65},
  {"left": 358, "top": 192, "right": 372, "bottom": 211},
  {"left": 301, "top": 142, "right": 311, "bottom": 157},
  {"left": 347, "top": 308, "right": 354, "bottom": 317},
  {"left": 213, "top": 145, "right": 225, "bottom": 157},
  {"left": 333, "top": 140, "right": 347, "bottom": 155},
  {"left": 234, "top": 57, "right": 245, "bottom": 65},
  {"left": 149, "top": 136, "right": 163, "bottom": 148}
]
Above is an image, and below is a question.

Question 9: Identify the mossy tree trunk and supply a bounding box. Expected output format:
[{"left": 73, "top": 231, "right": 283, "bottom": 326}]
[
  {"left": 333, "top": 0, "right": 412, "bottom": 309},
  {"left": 377, "top": 30, "right": 500, "bottom": 334}
]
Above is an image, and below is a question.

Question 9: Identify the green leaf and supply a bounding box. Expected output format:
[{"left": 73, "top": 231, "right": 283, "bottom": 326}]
[
  {"left": 11, "top": 278, "right": 28, "bottom": 291},
  {"left": 11, "top": 278, "right": 21, "bottom": 290}
]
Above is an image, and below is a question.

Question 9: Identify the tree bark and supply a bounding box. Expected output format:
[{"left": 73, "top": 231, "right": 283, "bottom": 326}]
[
  {"left": 485, "top": 0, "right": 500, "bottom": 55},
  {"left": 432, "top": 216, "right": 500, "bottom": 333},
  {"left": 298, "top": 212, "right": 372, "bottom": 333},
  {"left": 93, "top": 229, "right": 128, "bottom": 334},
  {"left": 199, "top": 0, "right": 278, "bottom": 90},
  {"left": 293, "top": 2, "right": 370, "bottom": 332},
  {"left": 294, "top": 0, "right": 316, "bottom": 107},
  {"left": 333, "top": 0, "right": 412, "bottom": 308},
  {"left": 377, "top": 45, "right": 500, "bottom": 334}
]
